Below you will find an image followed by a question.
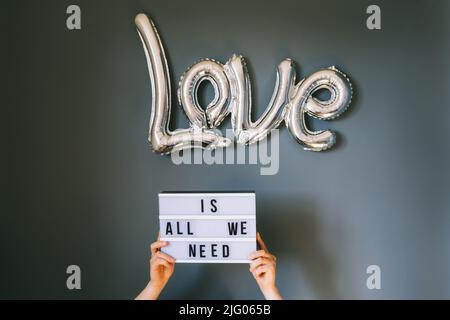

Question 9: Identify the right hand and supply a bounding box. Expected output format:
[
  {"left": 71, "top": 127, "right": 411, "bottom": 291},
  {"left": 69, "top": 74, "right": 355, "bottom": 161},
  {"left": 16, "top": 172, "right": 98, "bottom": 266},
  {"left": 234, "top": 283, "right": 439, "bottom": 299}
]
[{"left": 248, "top": 232, "right": 282, "bottom": 300}]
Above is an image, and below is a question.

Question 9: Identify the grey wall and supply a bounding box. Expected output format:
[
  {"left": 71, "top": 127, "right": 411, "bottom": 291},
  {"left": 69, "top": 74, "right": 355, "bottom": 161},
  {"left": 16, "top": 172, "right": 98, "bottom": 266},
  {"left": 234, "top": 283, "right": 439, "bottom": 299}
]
[{"left": 2, "top": 0, "right": 449, "bottom": 299}]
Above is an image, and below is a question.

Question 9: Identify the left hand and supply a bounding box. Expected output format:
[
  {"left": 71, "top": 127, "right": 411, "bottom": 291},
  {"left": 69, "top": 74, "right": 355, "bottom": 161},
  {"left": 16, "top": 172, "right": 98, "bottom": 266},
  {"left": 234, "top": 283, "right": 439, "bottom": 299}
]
[{"left": 136, "top": 233, "right": 175, "bottom": 300}]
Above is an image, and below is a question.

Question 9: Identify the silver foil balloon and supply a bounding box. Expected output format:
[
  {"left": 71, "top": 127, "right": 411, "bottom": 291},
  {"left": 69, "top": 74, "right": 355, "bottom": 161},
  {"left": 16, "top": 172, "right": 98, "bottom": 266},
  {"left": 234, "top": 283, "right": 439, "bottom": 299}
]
[
  {"left": 285, "top": 67, "right": 353, "bottom": 151},
  {"left": 135, "top": 13, "right": 352, "bottom": 154},
  {"left": 178, "top": 59, "right": 231, "bottom": 129},
  {"left": 224, "top": 54, "right": 296, "bottom": 144},
  {"left": 135, "top": 13, "right": 231, "bottom": 154}
]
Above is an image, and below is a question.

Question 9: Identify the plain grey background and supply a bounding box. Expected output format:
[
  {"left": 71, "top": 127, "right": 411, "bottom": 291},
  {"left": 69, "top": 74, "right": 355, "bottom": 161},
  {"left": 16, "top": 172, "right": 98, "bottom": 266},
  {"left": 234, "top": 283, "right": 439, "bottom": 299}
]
[{"left": 2, "top": 0, "right": 449, "bottom": 299}]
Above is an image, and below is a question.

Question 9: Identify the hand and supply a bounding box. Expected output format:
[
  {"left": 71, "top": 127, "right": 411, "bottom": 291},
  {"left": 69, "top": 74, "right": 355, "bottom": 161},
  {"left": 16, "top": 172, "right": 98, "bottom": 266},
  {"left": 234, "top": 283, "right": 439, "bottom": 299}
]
[
  {"left": 249, "top": 232, "right": 282, "bottom": 300},
  {"left": 136, "top": 234, "right": 175, "bottom": 300}
]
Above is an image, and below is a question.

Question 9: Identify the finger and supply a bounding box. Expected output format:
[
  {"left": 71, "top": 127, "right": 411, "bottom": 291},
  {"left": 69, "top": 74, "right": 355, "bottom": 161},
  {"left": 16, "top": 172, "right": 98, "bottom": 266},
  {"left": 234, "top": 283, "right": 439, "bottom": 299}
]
[
  {"left": 252, "top": 266, "right": 267, "bottom": 278},
  {"left": 249, "top": 257, "right": 271, "bottom": 272},
  {"left": 248, "top": 250, "right": 267, "bottom": 260},
  {"left": 248, "top": 250, "right": 272, "bottom": 260},
  {"left": 257, "top": 232, "right": 268, "bottom": 252},
  {"left": 154, "top": 257, "right": 172, "bottom": 269},
  {"left": 155, "top": 251, "right": 176, "bottom": 263},
  {"left": 253, "top": 265, "right": 271, "bottom": 277},
  {"left": 249, "top": 257, "right": 264, "bottom": 270},
  {"left": 151, "top": 240, "right": 168, "bottom": 253},
  {"left": 150, "top": 240, "right": 169, "bottom": 255}
]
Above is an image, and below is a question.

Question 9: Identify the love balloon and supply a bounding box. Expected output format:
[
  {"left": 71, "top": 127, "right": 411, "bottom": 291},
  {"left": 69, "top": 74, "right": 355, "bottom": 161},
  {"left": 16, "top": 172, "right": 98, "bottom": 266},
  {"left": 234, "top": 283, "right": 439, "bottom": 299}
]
[{"left": 135, "top": 13, "right": 353, "bottom": 154}]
